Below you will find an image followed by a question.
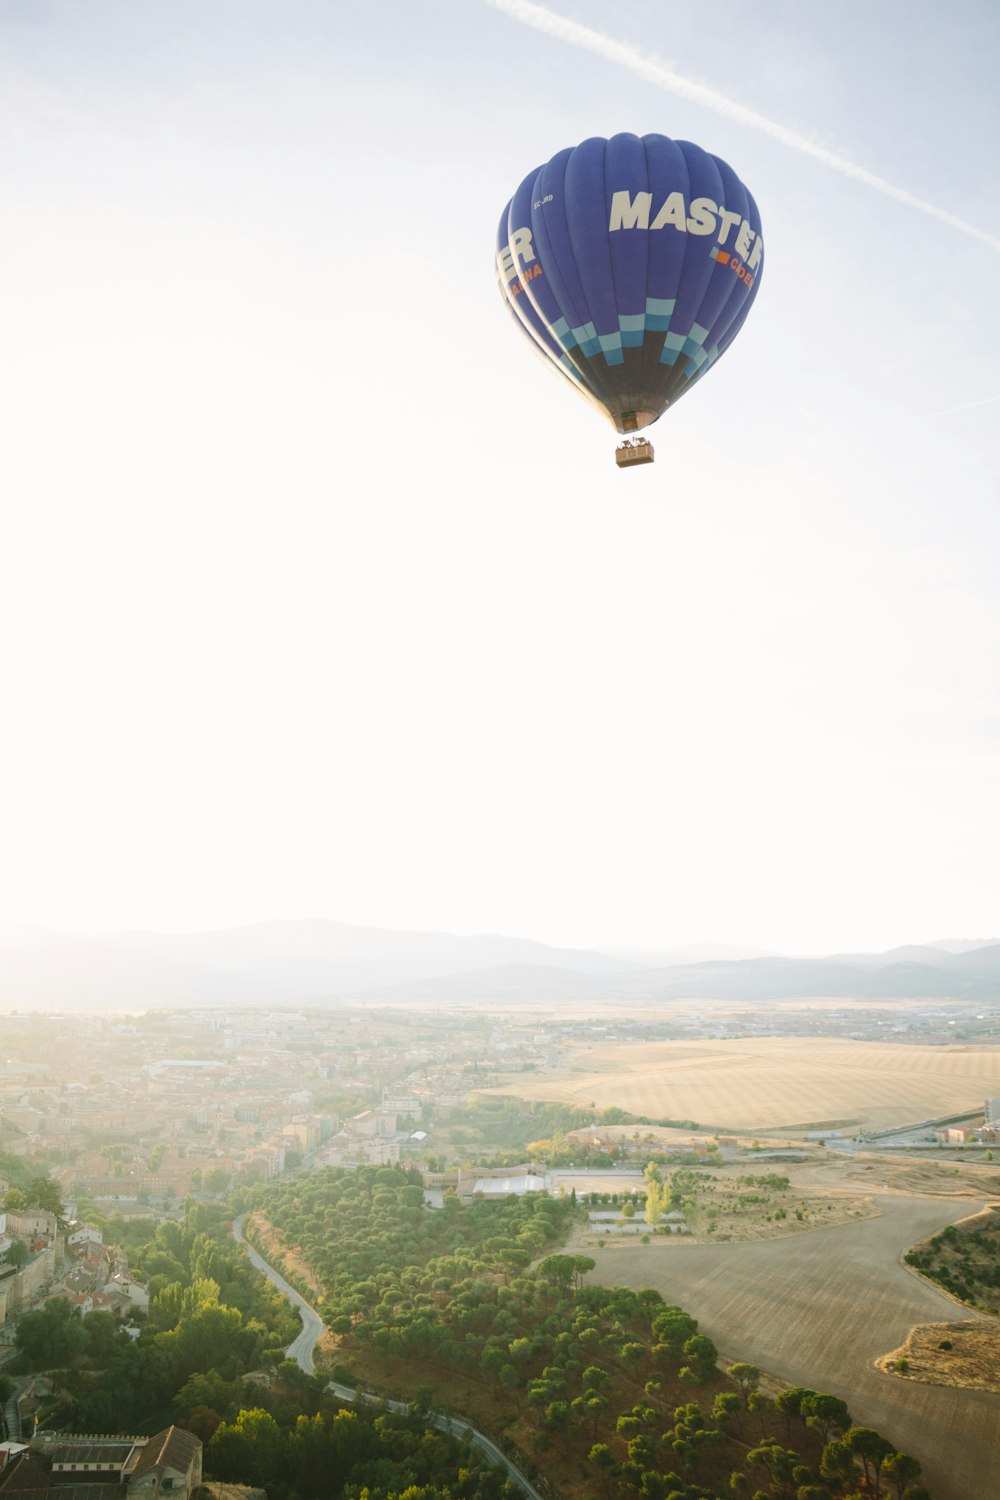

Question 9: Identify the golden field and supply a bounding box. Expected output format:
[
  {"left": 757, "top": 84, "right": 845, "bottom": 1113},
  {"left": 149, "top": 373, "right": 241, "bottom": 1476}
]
[{"left": 484, "top": 1035, "right": 1000, "bottom": 1131}]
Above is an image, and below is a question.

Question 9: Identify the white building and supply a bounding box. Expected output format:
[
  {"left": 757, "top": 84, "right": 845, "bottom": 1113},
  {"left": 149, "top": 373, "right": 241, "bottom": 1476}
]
[
  {"left": 471, "top": 1174, "right": 546, "bottom": 1198},
  {"left": 67, "top": 1224, "right": 104, "bottom": 1251}
]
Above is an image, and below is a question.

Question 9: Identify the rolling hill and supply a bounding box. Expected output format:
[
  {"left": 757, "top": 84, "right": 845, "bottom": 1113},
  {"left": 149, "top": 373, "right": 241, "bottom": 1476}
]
[{"left": 2, "top": 923, "right": 1000, "bottom": 1009}]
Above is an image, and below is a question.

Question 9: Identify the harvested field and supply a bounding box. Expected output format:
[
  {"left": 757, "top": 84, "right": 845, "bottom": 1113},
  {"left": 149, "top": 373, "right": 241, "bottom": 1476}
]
[
  {"left": 589, "top": 1191, "right": 1000, "bottom": 1500},
  {"left": 486, "top": 1035, "right": 1000, "bottom": 1132},
  {"left": 792, "top": 1155, "right": 1000, "bottom": 1198}
]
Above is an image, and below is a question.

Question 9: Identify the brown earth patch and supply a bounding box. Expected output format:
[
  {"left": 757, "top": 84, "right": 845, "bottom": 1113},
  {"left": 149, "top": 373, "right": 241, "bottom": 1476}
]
[
  {"left": 314, "top": 1329, "right": 339, "bottom": 1368},
  {"left": 876, "top": 1320, "right": 1000, "bottom": 1393},
  {"left": 246, "top": 1211, "right": 323, "bottom": 1299}
]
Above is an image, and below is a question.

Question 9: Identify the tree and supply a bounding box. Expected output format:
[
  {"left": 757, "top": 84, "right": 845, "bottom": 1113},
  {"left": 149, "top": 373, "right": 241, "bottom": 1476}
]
[
  {"left": 588, "top": 1442, "right": 616, "bottom": 1498},
  {"left": 208, "top": 1407, "right": 283, "bottom": 1488},
  {"left": 582, "top": 1365, "right": 613, "bottom": 1394},
  {"left": 83, "top": 1311, "right": 126, "bottom": 1364},
  {"left": 174, "top": 1367, "right": 245, "bottom": 1422},
  {"left": 881, "top": 1452, "right": 922, "bottom": 1500},
  {"left": 26, "top": 1176, "right": 63, "bottom": 1216},
  {"left": 712, "top": 1392, "right": 741, "bottom": 1433},
  {"left": 644, "top": 1178, "right": 668, "bottom": 1226},
  {"left": 480, "top": 1342, "right": 508, "bottom": 1390},
  {"left": 538, "top": 1254, "right": 576, "bottom": 1290},
  {"left": 543, "top": 1399, "right": 571, "bottom": 1432},
  {"left": 15, "top": 1299, "right": 87, "bottom": 1367},
  {"left": 184, "top": 1405, "right": 223, "bottom": 1443},
  {"left": 747, "top": 1442, "right": 799, "bottom": 1492},
  {"left": 571, "top": 1254, "right": 596, "bottom": 1288},
  {"left": 819, "top": 1439, "right": 855, "bottom": 1487},
  {"left": 681, "top": 1334, "right": 718, "bottom": 1380},
  {"left": 727, "top": 1362, "right": 760, "bottom": 1406},
  {"left": 775, "top": 1387, "right": 815, "bottom": 1439},
  {"left": 652, "top": 1308, "right": 698, "bottom": 1351},
  {"left": 802, "top": 1392, "right": 851, "bottom": 1443},
  {"left": 747, "top": 1390, "right": 774, "bottom": 1439},
  {"left": 844, "top": 1427, "right": 894, "bottom": 1497}
]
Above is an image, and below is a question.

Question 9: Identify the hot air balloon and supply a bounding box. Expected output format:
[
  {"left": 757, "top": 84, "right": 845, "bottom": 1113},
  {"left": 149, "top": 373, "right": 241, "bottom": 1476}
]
[{"left": 496, "top": 133, "right": 764, "bottom": 467}]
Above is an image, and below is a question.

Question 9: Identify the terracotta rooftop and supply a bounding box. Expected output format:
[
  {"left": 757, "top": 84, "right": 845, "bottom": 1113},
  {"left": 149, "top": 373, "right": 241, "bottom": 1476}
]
[{"left": 130, "top": 1430, "right": 200, "bottom": 1482}]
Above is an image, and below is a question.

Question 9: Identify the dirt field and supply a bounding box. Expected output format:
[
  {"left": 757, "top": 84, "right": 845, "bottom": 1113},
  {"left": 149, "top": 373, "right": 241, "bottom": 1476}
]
[
  {"left": 588, "top": 1189, "right": 1000, "bottom": 1500},
  {"left": 487, "top": 1035, "right": 1000, "bottom": 1132}
]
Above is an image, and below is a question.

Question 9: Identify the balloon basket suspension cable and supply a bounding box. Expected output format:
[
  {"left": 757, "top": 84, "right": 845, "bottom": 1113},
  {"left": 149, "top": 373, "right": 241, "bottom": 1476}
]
[{"left": 615, "top": 437, "right": 655, "bottom": 468}]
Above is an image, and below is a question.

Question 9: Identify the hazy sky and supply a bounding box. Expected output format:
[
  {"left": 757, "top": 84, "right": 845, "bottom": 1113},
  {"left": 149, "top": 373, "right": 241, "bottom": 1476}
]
[{"left": 1, "top": 0, "right": 998, "bottom": 954}]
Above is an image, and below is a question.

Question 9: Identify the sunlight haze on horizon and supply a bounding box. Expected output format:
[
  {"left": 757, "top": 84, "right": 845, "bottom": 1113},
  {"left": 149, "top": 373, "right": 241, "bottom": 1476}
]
[{"left": 1, "top": 0, "right": 998, "bottom": 956}]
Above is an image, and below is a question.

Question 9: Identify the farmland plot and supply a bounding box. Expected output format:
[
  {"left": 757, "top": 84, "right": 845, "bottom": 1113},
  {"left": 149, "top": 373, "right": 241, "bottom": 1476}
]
[
  {"left": 591, "top": 1192, "right": 1000, "bottom": 1500},
  {"left": 492, "top": 1036, "right": 1000, "bottom": 1131}
]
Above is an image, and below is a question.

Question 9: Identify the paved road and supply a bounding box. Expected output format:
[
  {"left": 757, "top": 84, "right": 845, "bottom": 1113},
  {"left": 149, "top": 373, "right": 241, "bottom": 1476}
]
[
  {"left": 233, "top": 1220, "right": 545, "bottom": 1500},
  {"left": 231, "top": 1216, "right": 325, "bottom": 1375},
  {"left": 327, "top": 1382, "right": 546, "bottom": 1500}
]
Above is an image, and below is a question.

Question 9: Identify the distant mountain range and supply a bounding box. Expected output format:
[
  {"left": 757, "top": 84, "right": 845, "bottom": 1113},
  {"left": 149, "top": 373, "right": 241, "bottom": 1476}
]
[{"left": 0, "top": 922, "right": 998, "bottom": 1009}]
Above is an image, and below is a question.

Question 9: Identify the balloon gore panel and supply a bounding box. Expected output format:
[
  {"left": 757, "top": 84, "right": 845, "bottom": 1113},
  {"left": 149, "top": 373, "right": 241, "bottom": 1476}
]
[{"left": 496, "top": 133, "right": 764, "bottom": 434}]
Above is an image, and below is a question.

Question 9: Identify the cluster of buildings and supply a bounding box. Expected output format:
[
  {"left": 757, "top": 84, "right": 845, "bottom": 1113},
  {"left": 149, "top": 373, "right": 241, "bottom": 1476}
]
[
  {"left": 0, "top": 1195, "right": 149, "bottom": 1337},
  {"left": 937, "top": 1096, "right": 1000, "bottom": 1147},
  {"left": 0, "top": 1009, "right": 572, "bottom": 1211},
  {"left": 0, "top": 1015, "right": 349, "bottom": 1205},
  {"left": 313, "top": 1092, "right": 428, "bottom": 1168},
  {"left": 0, "top": 1204, "right": 58, "bottom": 1327},
  {"left": 0, "top": 1427, "right": 201, "bottom": 1500}
]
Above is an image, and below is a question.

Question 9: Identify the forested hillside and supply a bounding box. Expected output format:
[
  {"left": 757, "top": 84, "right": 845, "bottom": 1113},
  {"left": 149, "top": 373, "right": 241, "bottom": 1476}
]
[
  {"left": 14, "top": 1200, "right": 301, "bottom": 1430},
  {"left": 905, "top": 1207, "right": 1000, "bottom": 1311},
  {"left": 250, "top": 1166, "right": 933, "bottom": 1500},
  {"left": 11, "top": 1195, "right": 525, "bottom": 1500}
]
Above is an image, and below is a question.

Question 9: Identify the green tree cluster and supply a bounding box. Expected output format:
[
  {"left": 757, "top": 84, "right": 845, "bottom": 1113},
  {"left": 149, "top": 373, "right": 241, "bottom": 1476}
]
[
  {"left": 30, "top": 1200, "right": 299, "bottom": 1432},
  {"left": 250, "top": 1172, "right": 932, "bottom": 1500}
]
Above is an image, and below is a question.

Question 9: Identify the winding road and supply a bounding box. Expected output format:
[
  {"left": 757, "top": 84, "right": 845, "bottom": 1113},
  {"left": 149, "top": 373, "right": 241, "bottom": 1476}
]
[
  {"left": 232, "top": 1216, "right": 325, "bottom": 1375},
  {"left": 231, "top": 1216, "right": 545, "bottom": 1500}
]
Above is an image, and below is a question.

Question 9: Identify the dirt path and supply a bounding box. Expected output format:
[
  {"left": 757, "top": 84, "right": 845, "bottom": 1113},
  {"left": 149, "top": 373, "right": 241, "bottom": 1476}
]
[
  {"left": 589, "top": 1193, "right": 1000, "bottom": 1500},
  {"left": 246, "top": 1211, "right": 323, "bottom": 1299}
]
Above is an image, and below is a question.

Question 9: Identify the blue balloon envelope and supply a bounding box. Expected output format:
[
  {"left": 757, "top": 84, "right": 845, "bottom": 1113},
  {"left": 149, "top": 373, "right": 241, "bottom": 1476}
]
[{"left": 496, "top": 133, "right": 764, "bottom": 435}]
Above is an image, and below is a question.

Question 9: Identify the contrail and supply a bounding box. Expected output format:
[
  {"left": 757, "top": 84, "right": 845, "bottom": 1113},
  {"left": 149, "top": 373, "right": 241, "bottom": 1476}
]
[
  {"left": 488, "top": 0, "right": 1000, "bottom": 253},
  {"left": 923, "top": 393, "right": 1000, "bottom": 418}
]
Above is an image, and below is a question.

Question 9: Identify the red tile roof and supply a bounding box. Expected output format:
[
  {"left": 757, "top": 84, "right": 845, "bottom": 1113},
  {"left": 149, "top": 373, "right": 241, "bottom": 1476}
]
[{"left": 130, "top": 1430, "right": 200, "bottom": 1482}]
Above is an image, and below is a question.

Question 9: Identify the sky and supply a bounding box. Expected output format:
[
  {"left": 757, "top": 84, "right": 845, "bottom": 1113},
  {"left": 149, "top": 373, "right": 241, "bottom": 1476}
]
[{"left": 1, "top": 0, "right": 998, "bottom": 955}]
